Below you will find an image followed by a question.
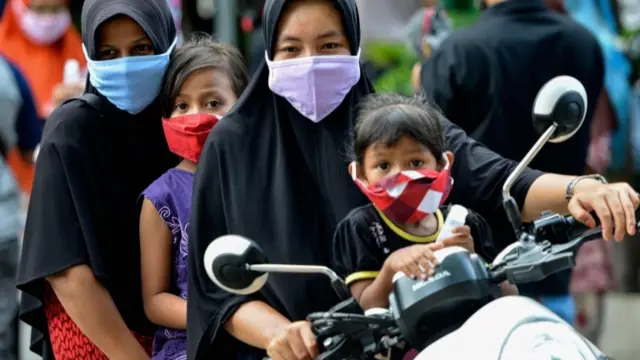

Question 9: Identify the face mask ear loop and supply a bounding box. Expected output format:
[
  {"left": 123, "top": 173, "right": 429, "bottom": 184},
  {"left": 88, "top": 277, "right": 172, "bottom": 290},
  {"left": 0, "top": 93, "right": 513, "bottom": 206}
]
[
  {"left": 441, "top": 154, "right": 450, "bottom": 171},
  {"left": 441, "top": 154, "right": 454, "bottom": 186},
  {"left": 349, "top": 161, "right": 359, "bottom": 181}
]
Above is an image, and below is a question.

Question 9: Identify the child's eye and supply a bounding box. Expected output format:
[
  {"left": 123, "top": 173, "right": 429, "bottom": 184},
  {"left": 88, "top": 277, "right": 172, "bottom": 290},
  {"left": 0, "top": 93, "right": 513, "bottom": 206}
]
[
  {"left": 376, "top": 162, "right": 390, "bottom": 170},
  {"left": 174, "top": 103, "right": 188, "bottom": 111},
  {"left": 205, "top": 100, "right": 222, "bottom": 108},
  {"left": 410, "top": 160, "right": 424, "bottom": 168}
]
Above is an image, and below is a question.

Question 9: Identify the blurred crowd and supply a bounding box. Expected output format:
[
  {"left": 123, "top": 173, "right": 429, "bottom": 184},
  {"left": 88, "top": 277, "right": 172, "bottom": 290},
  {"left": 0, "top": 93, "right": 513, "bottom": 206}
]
[{"left": 1, "top": 0, "right": 640, "bottom": 359}]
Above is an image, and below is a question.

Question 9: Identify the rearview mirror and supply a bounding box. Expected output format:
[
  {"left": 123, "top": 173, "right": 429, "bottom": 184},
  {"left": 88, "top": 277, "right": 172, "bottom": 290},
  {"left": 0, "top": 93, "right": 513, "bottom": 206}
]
[
  {"left": 203, "top": 235, "right": 268, "bottom": 295},
  {"left": 532, "top": 75, "right": 587, "bottom": 143}
]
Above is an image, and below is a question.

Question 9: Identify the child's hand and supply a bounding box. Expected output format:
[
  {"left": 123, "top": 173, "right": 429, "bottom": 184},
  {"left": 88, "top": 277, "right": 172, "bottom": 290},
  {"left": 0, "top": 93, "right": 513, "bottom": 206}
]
[
  {"left": 436, "top": 225, "right": 474, "bottom": 253},
  {"left": 384, "top": 243, "right": 444, "bottom": 280}
]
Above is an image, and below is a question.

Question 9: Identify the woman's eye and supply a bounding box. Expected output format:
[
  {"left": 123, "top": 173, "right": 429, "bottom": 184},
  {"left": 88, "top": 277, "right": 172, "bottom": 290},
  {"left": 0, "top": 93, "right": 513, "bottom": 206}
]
[
  {"left": 132, "top": 44, "right": 154, "bottom": 56},
  {"left": 282, "top": 46, "right": 298, "bottom": 53},
  {"left": 323, "top": 43, "right": 340, "bottom": 49},
  {"left": 97, "top": 49, "right": 116, "bottom": 60},
  {"left": 410, "top": 160, "right": 425, "bottom": 168}
]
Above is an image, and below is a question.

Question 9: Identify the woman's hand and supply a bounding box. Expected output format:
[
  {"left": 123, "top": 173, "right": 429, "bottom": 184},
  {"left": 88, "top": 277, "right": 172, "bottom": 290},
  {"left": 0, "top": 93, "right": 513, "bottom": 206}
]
[
  {"left": 568, "top": 182, "right": 640, "bottom": 241},
  {"left": 51, "top": 81, "right": 85, "bottom": 109},
  {"left": 436, "top": 225, "right": 474, "bottom": 252},
  {"left": 384, "top": 243, "right": 444, "bottom": 280},
  {"left": 266, "top": 321, "right": 318, "bottom": 360}
]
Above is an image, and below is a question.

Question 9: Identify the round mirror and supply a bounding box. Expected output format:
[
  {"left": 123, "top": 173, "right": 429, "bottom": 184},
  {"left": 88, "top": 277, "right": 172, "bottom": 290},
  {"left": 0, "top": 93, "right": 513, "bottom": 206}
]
[
  {"left": 532, "top": 76, "right": 587, "bottom": 143},
  {"left": 203, "top": 235, "right": 269, "bottom": 295}
]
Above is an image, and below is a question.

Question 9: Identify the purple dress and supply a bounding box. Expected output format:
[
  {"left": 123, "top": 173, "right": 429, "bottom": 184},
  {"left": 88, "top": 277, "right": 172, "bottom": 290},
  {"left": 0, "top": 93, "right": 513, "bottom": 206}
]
[{"left": 141, "top": 168, "right": 193, "bottom": 360}]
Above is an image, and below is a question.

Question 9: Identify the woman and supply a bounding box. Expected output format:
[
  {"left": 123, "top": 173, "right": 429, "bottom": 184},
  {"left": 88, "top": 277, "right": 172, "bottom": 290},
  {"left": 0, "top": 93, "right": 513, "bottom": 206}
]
[
  {"left": 0, "top": 0, "right": 85, "bottom": 117},
  {"left": 16, "top": 0, "right": 177, "bottom": 359},
  {"left": 0, "top": 0, "right": 85, "bottom": 194},
  {"left": 187, "top": 0, "right": 639, "bottom": 359}
]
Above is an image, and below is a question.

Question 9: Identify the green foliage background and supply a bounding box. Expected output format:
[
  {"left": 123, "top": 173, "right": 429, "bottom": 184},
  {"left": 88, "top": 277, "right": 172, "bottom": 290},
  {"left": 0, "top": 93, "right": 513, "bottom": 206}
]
[{"left": 368, "top": 9, "right": 480, "bottom": 94}]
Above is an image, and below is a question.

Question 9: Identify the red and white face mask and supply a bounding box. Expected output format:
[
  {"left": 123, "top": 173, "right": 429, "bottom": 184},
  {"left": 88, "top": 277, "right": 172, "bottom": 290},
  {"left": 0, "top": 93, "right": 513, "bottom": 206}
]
[
  {"left": 162, "top": 113, "right": 220, "bottom": 163},
  {"left": 352, "top": 156, "right": 453, "bottom": 224}
]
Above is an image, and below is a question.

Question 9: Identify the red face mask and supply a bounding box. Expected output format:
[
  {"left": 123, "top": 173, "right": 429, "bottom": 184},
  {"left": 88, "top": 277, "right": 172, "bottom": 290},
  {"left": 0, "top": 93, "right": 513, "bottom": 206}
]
[
  {"left": 353, "top": 157, "right": 453, "bottom": 224},
  {"left": 162, "top": 113, "right": 219, "bottom": 163}
]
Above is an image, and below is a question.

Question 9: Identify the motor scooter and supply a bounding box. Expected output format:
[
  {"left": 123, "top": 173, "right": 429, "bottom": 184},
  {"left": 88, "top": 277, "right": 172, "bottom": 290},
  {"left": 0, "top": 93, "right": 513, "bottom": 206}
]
[{"left": 204, "top": 76, "right": 625, "bottom": 359}]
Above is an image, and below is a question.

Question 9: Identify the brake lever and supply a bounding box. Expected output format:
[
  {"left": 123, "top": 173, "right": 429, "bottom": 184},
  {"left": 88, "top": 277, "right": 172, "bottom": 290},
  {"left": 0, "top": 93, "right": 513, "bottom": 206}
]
[
  {"left": 501, "top": 225, "right": 609, "bottom": 284},
  {"left": 502, "top": 251, "right": 575, "bottom": 284}
]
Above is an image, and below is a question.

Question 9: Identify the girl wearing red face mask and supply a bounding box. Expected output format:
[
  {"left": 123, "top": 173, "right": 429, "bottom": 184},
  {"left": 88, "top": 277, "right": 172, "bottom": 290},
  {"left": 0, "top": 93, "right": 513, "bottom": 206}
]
[{"left": 138, "top": 33, "right": 248, "bottom": 360}]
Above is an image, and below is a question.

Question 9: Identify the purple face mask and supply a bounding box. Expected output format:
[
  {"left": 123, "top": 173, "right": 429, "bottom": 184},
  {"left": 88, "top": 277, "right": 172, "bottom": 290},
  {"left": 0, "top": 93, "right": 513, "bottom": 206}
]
[{"left": 265, "top": 50, "right": 361, "bottom": 123}]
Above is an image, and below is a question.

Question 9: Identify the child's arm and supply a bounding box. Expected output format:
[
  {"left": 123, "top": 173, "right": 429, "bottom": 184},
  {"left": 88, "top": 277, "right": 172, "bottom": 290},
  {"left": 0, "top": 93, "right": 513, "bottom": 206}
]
[
  {"left": 350, "top": 265, "right": 394, "bottom": 310},
  {"left": 351, "top": 244, "right": 442, "bottom": 310},
  {"left": 139, "top": 198, "right": 187, "bottom": 330},
  {"left": 331, "top": 213, "right": 390, "bottom": 310}
]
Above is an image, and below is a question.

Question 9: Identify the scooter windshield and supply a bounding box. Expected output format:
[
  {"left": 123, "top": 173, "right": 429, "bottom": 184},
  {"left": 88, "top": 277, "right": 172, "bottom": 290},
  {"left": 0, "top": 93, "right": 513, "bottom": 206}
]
[{"left": 500, "top": 321, "right": 597, "bottom": 360}]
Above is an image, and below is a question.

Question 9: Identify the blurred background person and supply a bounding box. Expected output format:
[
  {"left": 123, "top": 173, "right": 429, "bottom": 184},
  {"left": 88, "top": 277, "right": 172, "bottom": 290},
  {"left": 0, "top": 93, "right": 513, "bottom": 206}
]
[
  {"left": 407, "top": 0, "right": 453, "bottom": 91},
  {"left": 0, "top": 54, "right": 42, "bottom": 360},
  {"left": 0, "top": 0, "right": 85, "bottom": 119},
  {"left": 0, "top": 0, "right": 85, "bottom": 195},
  {"left": 416, "top": 0, "right": 605, "bottom": 325},
  {"left": 545, "top": 0, "right": 626, "bottom": 345},
  {"left": 166, "top": 0, "right": 183, "bottom": 44}
]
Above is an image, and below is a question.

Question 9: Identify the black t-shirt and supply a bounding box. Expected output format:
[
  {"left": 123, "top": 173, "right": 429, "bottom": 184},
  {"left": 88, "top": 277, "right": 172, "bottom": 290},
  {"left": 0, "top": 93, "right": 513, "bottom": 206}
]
[
  {"left": 331, "top": 203, "right": 496, "bottom": 286},
  {"left": 420, "top": 0, "right": 603, "bottom": 296}
]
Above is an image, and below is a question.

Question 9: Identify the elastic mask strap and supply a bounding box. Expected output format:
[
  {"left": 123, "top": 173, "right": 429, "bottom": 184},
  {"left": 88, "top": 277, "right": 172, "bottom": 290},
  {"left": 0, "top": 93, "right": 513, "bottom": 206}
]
[
  {"left": 350, "top": 161, "right": 359, "bottom": 180},
  {"left": 441, "top": 154, "right": 450, "bottom": 170}
]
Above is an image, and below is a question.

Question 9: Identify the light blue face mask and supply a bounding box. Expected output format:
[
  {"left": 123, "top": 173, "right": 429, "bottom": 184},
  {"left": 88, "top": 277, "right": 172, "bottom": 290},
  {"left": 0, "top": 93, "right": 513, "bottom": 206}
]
[{"left": 83, "top": 38, "right": 178, "bottom": 114}]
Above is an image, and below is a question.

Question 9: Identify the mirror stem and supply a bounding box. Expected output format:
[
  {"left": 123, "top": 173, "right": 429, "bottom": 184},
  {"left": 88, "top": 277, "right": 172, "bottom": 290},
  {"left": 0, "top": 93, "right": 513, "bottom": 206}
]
[
  {"left": 501, "top": 124, "right": 558, "bottom": 238},
  {"left": 248, "top": 264, "right": 342, "bottom": 282},
  {"left": 248, "top": 264, "right": 352, "bottom": 300}
]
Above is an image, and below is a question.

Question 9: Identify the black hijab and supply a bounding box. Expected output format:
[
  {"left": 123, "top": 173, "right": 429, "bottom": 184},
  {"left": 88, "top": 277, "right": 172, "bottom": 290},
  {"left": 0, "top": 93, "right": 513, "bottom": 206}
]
[
  {"left": 16, "top": 0, "right": 177, "bottom": 358},
  {"left": 187, "top": 0, "right": 373, "bottom": 358}
]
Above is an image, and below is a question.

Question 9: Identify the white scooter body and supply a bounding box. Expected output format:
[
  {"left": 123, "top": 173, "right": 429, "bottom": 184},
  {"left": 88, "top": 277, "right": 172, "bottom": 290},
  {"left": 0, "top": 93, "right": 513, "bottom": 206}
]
[{"left": 413, "top": 296, "right": 604, "bottom": 360}]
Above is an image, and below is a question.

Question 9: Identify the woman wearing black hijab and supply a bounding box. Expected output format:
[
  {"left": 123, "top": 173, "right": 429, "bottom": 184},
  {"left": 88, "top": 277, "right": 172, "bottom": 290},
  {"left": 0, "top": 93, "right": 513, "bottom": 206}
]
[
  {"left": 16, "top": 0, "right": 177, "bottom": 359},
  {"left": 188, "top": 0, "right": 639, "bottom": 359}
]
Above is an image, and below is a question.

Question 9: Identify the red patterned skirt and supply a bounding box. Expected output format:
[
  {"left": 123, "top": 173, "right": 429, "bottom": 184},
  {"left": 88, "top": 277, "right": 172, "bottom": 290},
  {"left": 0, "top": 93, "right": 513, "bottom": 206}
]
[{"left": 43, "top": 285, "right": 153, "bottom": 360}]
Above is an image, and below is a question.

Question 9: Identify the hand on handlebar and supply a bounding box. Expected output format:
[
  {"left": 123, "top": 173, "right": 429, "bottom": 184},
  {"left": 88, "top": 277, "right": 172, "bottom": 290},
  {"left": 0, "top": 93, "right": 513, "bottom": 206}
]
[
  {"left": 267, "top": 321, "right": 318, "bottom": 360},
  {"left": 568, "top": 182, "right": 640, "bottom": 241},
  {"left": 384, "top": 243, "right": 444, "bottom": 281}
]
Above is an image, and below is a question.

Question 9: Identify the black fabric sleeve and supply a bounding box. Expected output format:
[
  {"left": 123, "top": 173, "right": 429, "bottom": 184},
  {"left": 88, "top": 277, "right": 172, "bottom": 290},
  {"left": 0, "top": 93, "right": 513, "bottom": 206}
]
[
  {"left": 465, "top": 209, "right": 498, "bottom": 262},
  {"left": 15, "top": 106, "right": 103, "bottom": 357},
  {"left": 443, "top": 117, "right": 544, "bottom": 249},
  {"left": 187, "top": 136, "right": 261, "bottom": 360},
  {"left": 331, "top": 213, "right": 384, "bottom": 286}
]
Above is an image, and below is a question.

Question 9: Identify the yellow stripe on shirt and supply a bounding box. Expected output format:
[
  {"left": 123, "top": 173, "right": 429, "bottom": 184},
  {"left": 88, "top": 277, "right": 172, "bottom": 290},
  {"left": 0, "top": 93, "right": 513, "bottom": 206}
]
[{"left": 345, "top": 271, "right": 380, "bottom": 285}]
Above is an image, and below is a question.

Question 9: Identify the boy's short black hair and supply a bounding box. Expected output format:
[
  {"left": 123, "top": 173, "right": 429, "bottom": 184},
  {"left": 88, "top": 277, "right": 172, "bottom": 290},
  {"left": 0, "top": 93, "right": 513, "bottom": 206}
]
[
  {"left": 350, "top": 93, "right": 445, "bottom": 164},
  {"left": 162, "top": 32, "right": 249, "bottom": 117}
]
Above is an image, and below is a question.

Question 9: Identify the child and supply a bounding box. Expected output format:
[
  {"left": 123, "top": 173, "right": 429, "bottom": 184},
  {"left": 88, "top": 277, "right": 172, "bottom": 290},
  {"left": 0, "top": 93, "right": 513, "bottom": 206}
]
[
  {"left": 332, "top": 92, "right": 500, "bottom": 308},
  {"left": 138, "top": 33, "right": 249, "bottom": 360},
  {"left": 332, "top": 93, "right": 500, "bottom": 358}
]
